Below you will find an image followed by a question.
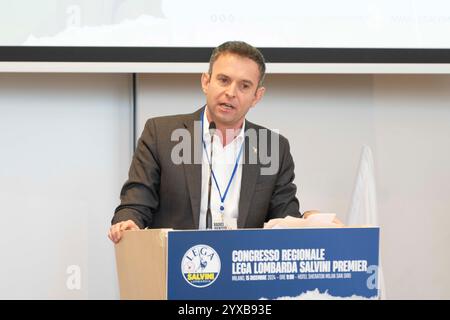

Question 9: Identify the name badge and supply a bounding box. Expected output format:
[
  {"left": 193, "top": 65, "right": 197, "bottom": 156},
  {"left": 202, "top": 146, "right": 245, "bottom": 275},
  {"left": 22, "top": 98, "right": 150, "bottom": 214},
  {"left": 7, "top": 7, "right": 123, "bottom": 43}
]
[{"left": 212, "top": 212, "right": 237, "bottom": 230}]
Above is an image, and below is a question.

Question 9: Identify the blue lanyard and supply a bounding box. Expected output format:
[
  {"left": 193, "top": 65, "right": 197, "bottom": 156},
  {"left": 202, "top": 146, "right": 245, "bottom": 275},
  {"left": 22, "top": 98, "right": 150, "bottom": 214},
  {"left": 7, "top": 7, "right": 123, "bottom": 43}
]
[{"left": 201, "top": 110, "right": 244, "bottom": 211}]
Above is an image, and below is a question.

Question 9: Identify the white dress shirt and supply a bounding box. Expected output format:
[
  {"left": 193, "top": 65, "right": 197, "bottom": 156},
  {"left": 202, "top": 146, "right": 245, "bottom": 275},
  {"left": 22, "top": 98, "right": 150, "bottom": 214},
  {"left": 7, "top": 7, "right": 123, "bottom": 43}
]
[{"left": 198, "top": 108, "right": 245, "bottom": 230}]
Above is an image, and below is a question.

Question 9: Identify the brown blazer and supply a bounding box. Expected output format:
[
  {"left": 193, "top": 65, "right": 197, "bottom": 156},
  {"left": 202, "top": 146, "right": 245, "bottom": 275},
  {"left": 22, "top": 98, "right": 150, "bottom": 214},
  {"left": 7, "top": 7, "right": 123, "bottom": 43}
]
[{"left": 112, "top": 106, "right": 301, "bottom": 229}]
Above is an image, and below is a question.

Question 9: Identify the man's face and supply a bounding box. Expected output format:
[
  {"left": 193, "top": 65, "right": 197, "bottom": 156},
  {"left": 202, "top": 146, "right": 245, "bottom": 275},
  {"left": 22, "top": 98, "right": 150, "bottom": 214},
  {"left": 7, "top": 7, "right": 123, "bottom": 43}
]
[{"left": 201, "top": 53, "right": 265, "bottom": 129}]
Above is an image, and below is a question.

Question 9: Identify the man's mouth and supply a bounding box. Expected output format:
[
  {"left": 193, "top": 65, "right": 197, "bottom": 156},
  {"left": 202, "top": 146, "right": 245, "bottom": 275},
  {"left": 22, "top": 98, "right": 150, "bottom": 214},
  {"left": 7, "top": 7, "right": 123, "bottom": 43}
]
[{"left": 219, "top": 103, "right": 235, "bottom": 110}]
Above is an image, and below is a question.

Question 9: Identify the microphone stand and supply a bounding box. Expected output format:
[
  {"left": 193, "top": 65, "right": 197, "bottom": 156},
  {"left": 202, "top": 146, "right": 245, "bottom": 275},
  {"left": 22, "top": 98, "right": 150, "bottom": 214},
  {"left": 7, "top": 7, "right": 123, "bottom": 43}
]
[{"left": 206, "top": 122, "right": 216, "bottom": 229}]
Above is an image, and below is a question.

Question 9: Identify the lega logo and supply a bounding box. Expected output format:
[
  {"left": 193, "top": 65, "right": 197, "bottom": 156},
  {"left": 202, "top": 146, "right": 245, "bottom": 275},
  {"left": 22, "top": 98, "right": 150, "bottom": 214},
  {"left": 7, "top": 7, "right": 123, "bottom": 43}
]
[{"left": 181, "top": 245, "right": 221, "bottom": 288}]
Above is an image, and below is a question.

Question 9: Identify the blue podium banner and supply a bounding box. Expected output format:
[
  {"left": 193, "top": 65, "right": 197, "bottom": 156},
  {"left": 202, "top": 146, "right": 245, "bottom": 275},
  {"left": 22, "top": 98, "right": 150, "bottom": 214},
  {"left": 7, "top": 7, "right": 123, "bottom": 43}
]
[{"left": 167, "top": 228, "right": 379, "bottom": 300}]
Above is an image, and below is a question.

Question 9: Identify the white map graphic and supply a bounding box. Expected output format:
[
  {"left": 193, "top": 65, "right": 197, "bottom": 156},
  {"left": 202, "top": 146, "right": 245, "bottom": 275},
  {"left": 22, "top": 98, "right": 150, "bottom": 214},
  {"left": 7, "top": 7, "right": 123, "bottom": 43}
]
[{"left": 260, "top": 288, "right": 378, "bottom": 300}]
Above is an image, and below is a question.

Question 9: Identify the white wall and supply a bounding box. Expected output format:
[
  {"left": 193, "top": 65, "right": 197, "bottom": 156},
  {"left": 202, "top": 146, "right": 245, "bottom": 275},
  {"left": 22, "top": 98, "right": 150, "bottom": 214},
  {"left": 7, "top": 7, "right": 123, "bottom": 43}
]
[
  {"left": 373, "top": 75, "right": 450, "bottom": 299},
  {"left": 0, "top": 72, "right": 449, "bottom": 299},
  {"left": 137, "top": 73, "right": 450, "bottom": 299},
  {"left": 0, "top": 73, "right": 131, "bottom": 299}
]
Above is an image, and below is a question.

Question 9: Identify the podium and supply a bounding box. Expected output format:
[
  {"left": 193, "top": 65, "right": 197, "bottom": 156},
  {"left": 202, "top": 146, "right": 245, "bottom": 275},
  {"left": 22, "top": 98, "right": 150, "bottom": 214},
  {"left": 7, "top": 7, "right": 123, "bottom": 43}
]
[{"left": 115, "top": 227, "right": 379, "bottom": 300}]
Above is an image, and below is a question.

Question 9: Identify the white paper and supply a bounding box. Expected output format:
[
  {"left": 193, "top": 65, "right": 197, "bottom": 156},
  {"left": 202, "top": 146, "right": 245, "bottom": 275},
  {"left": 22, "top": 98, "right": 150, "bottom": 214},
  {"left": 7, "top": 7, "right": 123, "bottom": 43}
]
[
  {"left": 305, "top": 213, "right": 336, "bottom": 224},
  {"left": 264, "top": 213, "right": 341, "bottom": 229}
]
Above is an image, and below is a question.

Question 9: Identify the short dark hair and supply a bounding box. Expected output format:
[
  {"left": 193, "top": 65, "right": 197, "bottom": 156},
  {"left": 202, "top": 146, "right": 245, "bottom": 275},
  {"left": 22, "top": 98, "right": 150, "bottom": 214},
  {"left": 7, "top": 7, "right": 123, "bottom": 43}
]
[{"left": 208, "top": 41, "right": 266, "bottom": 87}]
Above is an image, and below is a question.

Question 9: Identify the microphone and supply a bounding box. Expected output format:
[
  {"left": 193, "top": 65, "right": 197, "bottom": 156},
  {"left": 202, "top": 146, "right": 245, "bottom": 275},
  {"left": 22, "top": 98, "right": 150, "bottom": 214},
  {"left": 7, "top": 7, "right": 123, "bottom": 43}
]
[{"left": 206, "top": 121, "right": 216, "bottom": 229}]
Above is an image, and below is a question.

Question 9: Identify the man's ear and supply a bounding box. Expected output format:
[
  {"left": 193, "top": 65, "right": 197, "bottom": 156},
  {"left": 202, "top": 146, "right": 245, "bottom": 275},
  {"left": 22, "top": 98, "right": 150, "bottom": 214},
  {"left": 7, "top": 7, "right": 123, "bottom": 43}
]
[
  {"left": 201, "top": 73, "right": 210, "bottom": 94},
  {"left": 251, "top": 86, "right": 266, "bottom": 108}
]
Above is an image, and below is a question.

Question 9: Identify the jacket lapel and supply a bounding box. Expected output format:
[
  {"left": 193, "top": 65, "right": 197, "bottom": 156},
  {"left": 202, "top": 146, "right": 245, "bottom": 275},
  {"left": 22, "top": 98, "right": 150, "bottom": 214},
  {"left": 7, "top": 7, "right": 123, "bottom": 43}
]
[
  {"left": 238, "top": 121, "right": 260, "bottom": 228},
  {"left": 183, "top": 107, "right": 204, "bottom": 229}
]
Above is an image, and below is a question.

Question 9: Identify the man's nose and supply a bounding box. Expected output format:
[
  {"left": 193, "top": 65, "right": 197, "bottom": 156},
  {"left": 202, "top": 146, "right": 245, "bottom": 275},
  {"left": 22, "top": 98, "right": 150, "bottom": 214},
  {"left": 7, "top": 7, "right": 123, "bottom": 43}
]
[{"left": 225, "top": 82, "right": 237, "bottom": 98}]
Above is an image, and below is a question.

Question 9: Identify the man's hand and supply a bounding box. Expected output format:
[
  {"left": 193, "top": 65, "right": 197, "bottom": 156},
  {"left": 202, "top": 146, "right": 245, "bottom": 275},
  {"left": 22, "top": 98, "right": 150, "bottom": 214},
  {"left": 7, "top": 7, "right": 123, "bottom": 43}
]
[
  {"left": 302, "top": 210, "right": 321, "bottom": 219},
  {"left": 108, "top": 220, "right": 140, "bottom": 243}
]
